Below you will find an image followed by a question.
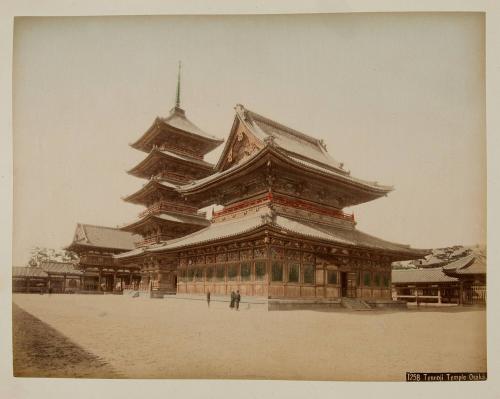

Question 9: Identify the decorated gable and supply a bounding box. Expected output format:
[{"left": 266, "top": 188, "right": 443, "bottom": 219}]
[{"left": 220, "top": 119, "right": 263, "bottom": 171}]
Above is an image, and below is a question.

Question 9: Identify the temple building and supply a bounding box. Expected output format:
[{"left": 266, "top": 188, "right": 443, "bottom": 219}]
[
  {"left": 114, "top": 72, "right": 428, "bottom": 303},
  {"left": 66, "top": 223, "right": 139, "bottom": 292},
  {"left": 392, "top": 253, "right": 486, "bottom": 306},
  {"left": 12, "top": 262, "right": 82, "bottom": 293}
]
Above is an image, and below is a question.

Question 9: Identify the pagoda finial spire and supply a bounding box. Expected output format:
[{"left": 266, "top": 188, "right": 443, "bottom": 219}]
[{"left": 175, "top": 61, "right": 181, "bottom": 108}]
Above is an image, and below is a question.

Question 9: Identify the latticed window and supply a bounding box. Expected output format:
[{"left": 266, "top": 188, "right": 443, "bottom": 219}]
[
  {"left": 206, "top": 267, "right": 214, "bottom": 281},
  {"left": 241, "top": 262, "right": 251, "bottom": 281},
  {"left": 288, "top": 263, "right": 300, "bottom": 283},
  {"left": 216, "top": 265, "right": 225, "bottom": 281},
  {"left": 327, "top": 270, "right": 338, "bottom": 285},
  {"left": 271, "top": 261, "right": 283, "bottom": 282},
  {"left": 374, "top": 273, "right": 381, "bottom": 287},
  {"left": 187, "top": 268, "right": 194, "bottom": 280},
  {"left": 228, "top": 264, "right": 238, "bottom": 281},
  {"left": 255, "top": 261, "right": 266, "bottom": 281},
  {"left": 363, "top": 271, "right": 371, "bottom": 286},
  {"left": 194, "top": 268, "right": 204, "bottom": 281},
  {"left": 383, "top": 274, "right": 390, "bottom": 287},
  {"left": 303, "top": 264, "right": 314, "bottom": 284}
]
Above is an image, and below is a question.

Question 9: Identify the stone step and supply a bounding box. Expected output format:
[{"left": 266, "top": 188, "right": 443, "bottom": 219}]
[{"left": 341, "top": 297, "right": 373, "bottom": 311}]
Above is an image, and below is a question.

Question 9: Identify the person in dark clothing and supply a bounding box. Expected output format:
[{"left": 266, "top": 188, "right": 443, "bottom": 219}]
[
  {"left": 230, "top": 291, "right": 236, "bottom": 309},
  {"left": 235, "top": 290, "right": 241, "bottom": 311},
  {"left": 206, "top": 291, "right": 211, "bottom": 307}
]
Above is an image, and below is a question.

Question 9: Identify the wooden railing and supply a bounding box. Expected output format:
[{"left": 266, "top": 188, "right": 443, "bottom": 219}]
[
  {"left": 139, "top": 201, "right": 197, "bottom": 218},
  {"left": 136, "top": 236, "right": 170, "bottom": 247},
  {"left": 213, "top": 192, "right": 355, "bottom": 222}
]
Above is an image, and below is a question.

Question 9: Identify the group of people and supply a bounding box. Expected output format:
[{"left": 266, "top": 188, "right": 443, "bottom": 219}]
[
  {"left": 205, "top": 290, "right": 242, "bottom": 310},
  {"left": 230, "top": 290, "right": 241, "bottom": 310}
]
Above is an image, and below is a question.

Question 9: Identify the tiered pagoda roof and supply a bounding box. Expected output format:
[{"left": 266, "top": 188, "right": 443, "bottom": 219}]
[
  {"left": 127, "top": 146, "right": 214, "bottom": 182},
  {"left": 130, "top": 106, "right": 224, "bottom": 156},
  {"left": 121, "top": 66, "right": 223, "bottom": 246},
  {"left": 120, "top": 212, "right": 210, "bottom": 234},
  {"left": 122, "top": 180, "right": 179, "bottom": 205}
]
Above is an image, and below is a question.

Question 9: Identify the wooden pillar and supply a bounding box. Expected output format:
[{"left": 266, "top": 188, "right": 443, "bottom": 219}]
[
  {"left": 113, "top": 270, "right": 117, "bottom": 291},
  {"left": 98, "top": 270, "right": 102, "bottom": 291},
  {"left": 415, "top": 287, "right": 419, "bottom": 306},
  {"left": 437, "top": 286, "right": 442, "bottom": 304},
  {"left": 62, "top": 274, "right": 66, "bottom": 293},
  {"left": 459, "top": 282, "right": 463, "bottom": 305}
]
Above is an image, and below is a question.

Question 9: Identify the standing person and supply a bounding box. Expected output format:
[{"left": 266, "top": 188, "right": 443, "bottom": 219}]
[
  {"left": 235, "top": 290, "right": 241, "bottom": 311},
  {"left": 206, "top": 291, "right": 211, "bottom": 307},
  {"left": 230, "top": 290, "right": 235, "bottom": 309}
]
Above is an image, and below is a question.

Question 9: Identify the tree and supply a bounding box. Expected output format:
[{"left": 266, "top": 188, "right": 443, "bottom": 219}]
[{"left": 28, "top": 246, "right": 78, "bottom": 267}]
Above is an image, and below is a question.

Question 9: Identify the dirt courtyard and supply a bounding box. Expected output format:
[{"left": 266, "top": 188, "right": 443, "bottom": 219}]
[{"left": 12, "top": 293, "right": 486, "bottom": 381}]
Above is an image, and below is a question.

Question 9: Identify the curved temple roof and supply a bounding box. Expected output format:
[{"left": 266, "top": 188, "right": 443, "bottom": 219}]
[
  {"left": 115, "top": 210, "right": 427, "bottom": 260},
  {"left": 228, "top": 104, "right": 346, "bottom": 173},
  {"left": 120, "top": 213, "right": 210, "bottom": 233},
  {"left": 131, "top": 107, "right": 224, "bottom": 154},
  {"left": 127, "top": 147, "right": 214, "bottom": 178},
  {"left": 67, "top": 223, "right": 139, "bottom": 252},
  {"left": 122, "top": 180, "right": 180, "bottom": 204},
  {"left": 176, "top": 104, "right": 392, "bottom": 201},
  {"left": 178, "top": 145, "right": 392, "bottom": 206}
]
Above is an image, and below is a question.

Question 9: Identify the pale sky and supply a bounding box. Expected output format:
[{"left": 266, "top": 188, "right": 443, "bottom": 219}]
[{"left": 12, "top": 13, "right": 485, "bottom": 266}]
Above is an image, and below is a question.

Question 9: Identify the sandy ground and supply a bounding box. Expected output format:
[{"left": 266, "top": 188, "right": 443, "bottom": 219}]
[{"left": 12, "top": 293, "right": 486, "bottom": 381}]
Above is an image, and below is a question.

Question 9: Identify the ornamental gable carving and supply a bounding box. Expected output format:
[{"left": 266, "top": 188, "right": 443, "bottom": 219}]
[{"left": 222, "top": 123, "right": 263, "bottom": 171}]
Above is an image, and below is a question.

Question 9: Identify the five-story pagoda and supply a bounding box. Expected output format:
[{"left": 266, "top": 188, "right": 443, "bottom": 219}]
[{"left": 120, "top": 64, "right": 224, "bottom": 292}]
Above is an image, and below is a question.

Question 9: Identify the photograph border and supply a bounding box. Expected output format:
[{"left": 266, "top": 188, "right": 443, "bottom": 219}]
[{"left": 1, "top": 1, "right": 498, "bottom": 398}]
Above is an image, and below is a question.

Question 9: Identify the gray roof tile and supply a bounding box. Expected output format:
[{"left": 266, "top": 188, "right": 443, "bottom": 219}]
[
  {"left": 12, "top": 267, "right": 48, "bottom": 278},
  {"left": 392, "top": 268, "right": 458, "bottom": 284}
]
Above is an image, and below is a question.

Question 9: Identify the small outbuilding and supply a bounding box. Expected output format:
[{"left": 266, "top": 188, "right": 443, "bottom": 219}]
[{"left": 392, "top": 268, "right": 460, "bottom": 305}]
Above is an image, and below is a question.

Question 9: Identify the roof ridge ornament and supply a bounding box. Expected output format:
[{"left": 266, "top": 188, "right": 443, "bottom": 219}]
[
  {"left": 319, "top": 139, "right": 327, "bottom": 151},
  {"left": 169, "top": 61, "right": 186, "bottom": 117},
  {"left": 176, "top": 61, "right": 181, "bottom": 108},
  {"left": 263, "top": 135, "right": 276, "bottom": 147}
]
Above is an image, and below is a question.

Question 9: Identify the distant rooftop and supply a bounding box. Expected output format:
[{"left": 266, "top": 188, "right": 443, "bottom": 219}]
[
  {"left": 68, "top": 223, "right": 139, "bottom": 251},
  {"left": 392, "top": 268, "right": 458, "bottom": 284}
]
